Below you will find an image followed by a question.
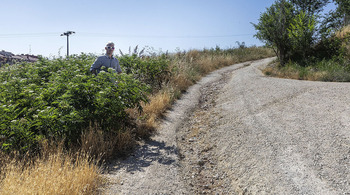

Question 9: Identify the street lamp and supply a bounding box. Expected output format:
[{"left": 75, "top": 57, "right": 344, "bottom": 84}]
[{"left": 60, "top": 31, "right": 75, "bottom": 57}]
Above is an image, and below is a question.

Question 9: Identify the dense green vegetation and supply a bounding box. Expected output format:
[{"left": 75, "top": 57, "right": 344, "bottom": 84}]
[
  {"left": 0, "top": 54, "right": 159, "bottom": 152},
  {"left": 253, "top": 0, "right": 350, "bottom": 80}
]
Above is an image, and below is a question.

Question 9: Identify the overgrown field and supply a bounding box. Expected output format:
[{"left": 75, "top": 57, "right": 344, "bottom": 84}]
[{"left": 0, "top": 46, "right": 274, "bottom": 194}]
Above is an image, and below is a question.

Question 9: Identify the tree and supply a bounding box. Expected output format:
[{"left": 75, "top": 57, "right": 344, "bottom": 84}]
[
  {"left": 252, "top": 0, "right": 294, "bottom": 65},
  {"left": 288, "top": 11, "right": 316, "bottom": 61},
  {"left": 253, "top": 0, "right": 331, "bottom": 65},
  {"left": 321, "top": 0, "right": 350, "bottom": 34},
  {"left": 334, "top": 0, "right": 350, "bottom": 25},
  {"left": 290, "top": 0, "right": 329, "bottom": 15}
]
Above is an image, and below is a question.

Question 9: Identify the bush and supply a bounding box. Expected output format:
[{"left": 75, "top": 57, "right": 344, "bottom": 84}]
[
  {"left": 0, "top": 46, "right": 275, "bottom": 154},
  {"left": 0, "top": 54, "right": 149, "bottom": 152},
  {"left": 119, "top": 54, "right": 171, "bottom": 90},
  {"left": 313, "top": 35, "right": 345, "bottom": 60}
]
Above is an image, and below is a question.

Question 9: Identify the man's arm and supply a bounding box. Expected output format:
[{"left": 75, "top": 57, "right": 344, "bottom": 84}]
[
  {"left": 90, "top": 57, "right": 102, "bottom": 75},
  {"left": 115, "top": 58, "right": 122, "bottom": 74}
]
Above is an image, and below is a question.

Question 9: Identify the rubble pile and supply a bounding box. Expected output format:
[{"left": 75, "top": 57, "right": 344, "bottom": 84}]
[{"left": 0, "top": 50, "right": 38, "bottom": 66}]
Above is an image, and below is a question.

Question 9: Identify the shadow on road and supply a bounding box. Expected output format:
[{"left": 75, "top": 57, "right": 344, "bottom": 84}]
[{"left": 106, "top": 139, "right": 178, "bottom": 173}]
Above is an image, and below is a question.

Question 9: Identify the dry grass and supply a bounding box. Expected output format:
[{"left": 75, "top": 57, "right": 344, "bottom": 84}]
[
  {"left": 142, "top": 90, "right": 172, "bottom": 128},
  {"left": 80, "top": 125, "right": 116, "bottom": 159},
  {"left": 124, "top": 90, "right": 174, "bottom": 139},
  {"left": 183, "top": 47, "right": 274, "bottom": 77},
  {"left": 335, "top": 25, "right": 350, "bottom": 39},
  {"left": 263, "top": 62, "right": 343, "bottom": 82},
  {"left": 0, "top": 143, "right": 101, "bottom": 195},
  {"left": 80, "top": 124, "right": 136, "bottom": 159},
  {"left": 264, "top": 65, "right": 315, "bottom": 80},
  {"left": 81, "top": 126, "right": 110, "bottom": 159},
  {"left": 335, "top": 25, "right": 350, "bottom": 58},
  {"left": 305, "top": 71, "right": 328, "bottom": 81},
  {"left": 170, "top": 74, "right": 193, "bottom": 92},
  {"left": 263, "top": 66, "right": 301, "bottom": 80}
]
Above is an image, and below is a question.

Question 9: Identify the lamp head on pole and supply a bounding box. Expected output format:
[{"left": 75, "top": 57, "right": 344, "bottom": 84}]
[{"left": 60, "top": 31, "right": 75, "bottom": 36}]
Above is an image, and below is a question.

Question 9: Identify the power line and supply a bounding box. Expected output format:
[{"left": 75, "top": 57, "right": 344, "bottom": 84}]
[
  {"left": 0, "top": 32, "right": 60, "bottom": 38},
  {"left": 0, "top": 32, "right": 254, "bottom": 39},
  {"left": 78, "top": 32, "right": 254, "bottom": 38}
]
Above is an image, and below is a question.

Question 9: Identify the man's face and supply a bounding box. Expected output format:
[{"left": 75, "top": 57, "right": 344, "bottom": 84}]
[{"left": 105, "top": 44, "right": 115, "bottom": 55}]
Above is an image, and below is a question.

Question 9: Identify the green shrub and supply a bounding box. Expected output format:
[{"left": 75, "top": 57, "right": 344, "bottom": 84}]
[
  {"left": 0, "top": 46, "right": 274, "bottom": 153},
  {"left": 314, "top": 59, "right": 350, "bottom": 81},
  {"left": 0, "top": 54, "right": 149, "bottom": 152},
  {"left": 119, "top": 54, "right": 170, "bottom": 90}
]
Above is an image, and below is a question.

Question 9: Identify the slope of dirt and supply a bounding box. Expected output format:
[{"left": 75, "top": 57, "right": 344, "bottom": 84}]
[{"left": 103, "top": 58, "right": 350, "bottom": 194}]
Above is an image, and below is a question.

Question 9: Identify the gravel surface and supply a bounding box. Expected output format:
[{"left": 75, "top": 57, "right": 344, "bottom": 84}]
[{"left": 103, "top": 58, "right": 350, "bottom": 194}]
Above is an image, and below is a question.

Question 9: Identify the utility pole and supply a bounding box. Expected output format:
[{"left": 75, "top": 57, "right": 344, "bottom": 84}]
[{"left": 60, "top": 31, "right": 75, "bottom": 57}]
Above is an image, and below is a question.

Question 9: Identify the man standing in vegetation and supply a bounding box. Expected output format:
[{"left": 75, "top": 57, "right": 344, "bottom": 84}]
[{"left": 90, "top": 42, "right": 122, "bottom": 75}]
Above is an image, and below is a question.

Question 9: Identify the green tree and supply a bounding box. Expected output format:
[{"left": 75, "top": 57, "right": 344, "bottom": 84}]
[
  {"left": 334, "top": 0, "right": 350, "bottom": 25},
  {"left": 288, "top": 11, "right": 316, "bottom": 63},
  {"left": 252, "top": 0, "right": 294, "bottom": 65},
  {"left": 321, "top": 0, "right": 350, "bottom": 34},
  {"left": 253, "top": 0, "right": 330, "bottom": 65},
  {"left": 290, "top": 0, "right": 329, "bottom": 15}
]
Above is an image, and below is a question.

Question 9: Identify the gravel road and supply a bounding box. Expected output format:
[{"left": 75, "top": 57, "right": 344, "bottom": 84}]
[{"left": 103, "top": 58, "right": 350, "bottom": 194}]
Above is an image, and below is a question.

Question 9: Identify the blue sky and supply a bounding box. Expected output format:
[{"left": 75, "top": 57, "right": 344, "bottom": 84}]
[{"left": 0, "top": 0, "right": 333, "bottom": 57}]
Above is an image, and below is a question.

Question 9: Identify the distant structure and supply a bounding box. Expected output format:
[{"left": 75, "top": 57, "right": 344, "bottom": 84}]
[{"left": 0, "top": 50, "right": 38, "bottom": 67}]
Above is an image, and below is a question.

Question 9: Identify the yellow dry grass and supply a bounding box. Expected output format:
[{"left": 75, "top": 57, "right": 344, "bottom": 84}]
[
  {"left": 170, "top": 74, "right": 193, "bottom": 92},
  {"left": 142, "top": 91, "right": 172, "bottom": 127},
  {"left": 263, "top": 66, "right": 301, "bottom": 80},
  {"left": 336, "top": 25, "right": 350, "bottom": 39},
  {"left": 80, "top": 125, "right": 115, "bottom": 159},
  {"left": 0, "top": 147, "right": 101, "bottom": 195},
  {"left": 305, "top": 71, "right": 327, "bottom": 81},
  {"left": 80, "top": 124, "right": 136, "bottom": 158},
  {"left": 263, "top": 65, "right": 327, "bottom": 81},
  {"left": 194, "top": 54, "right": 236, "bottom": 74},
  {"left": 335, "top": 25, "right": 350, "bottom": 58}
]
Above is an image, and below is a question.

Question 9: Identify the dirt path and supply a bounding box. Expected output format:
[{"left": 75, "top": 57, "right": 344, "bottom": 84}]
[{"left": 103, "top": 58, "right": 350, "bottom": 194}]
